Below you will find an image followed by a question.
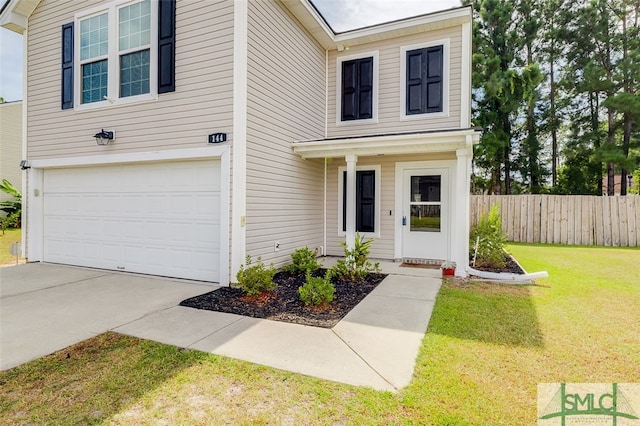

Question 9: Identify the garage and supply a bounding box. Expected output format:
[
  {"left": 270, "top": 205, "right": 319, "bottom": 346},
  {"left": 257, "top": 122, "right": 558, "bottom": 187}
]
[{"left": 42, "top": 160, "right": 221, "bottom": 282}]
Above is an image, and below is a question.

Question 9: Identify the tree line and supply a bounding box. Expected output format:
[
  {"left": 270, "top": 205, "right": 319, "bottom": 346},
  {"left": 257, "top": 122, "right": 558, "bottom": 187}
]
[{"left": 465, "top": 0, "right": 640, "bottom": 195}]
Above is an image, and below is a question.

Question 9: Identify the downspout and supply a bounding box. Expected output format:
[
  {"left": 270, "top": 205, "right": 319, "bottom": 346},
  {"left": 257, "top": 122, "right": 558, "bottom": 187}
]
[
  {"left": 323, "top": 157, "right": 327, "bottom": 256},
  {"left": 21, "top": 28, "right": 28, "bottom": 259},
  {"left": 323, "top": 48, "right": 328, "bottom": 255}
]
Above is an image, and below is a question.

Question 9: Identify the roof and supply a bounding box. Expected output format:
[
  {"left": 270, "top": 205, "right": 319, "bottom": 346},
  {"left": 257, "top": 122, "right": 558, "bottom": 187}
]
[
  {"left": 281, "top": 0, "right": 472, "bottom": 49},
  {"left": 2, "top": 0, "right": 472, "bottom": 49}
]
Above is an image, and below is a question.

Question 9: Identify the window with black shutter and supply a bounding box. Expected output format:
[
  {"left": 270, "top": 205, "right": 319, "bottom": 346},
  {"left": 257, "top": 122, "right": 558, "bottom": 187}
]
[
  {"left": 341, "top": 57, "right": 373, "bottom": 121},
  {"left": 406, "top": 45, "right": 443, "bottom": 115},
  {"left": 61, "top": 0, "right": 175, "bottom": 110},
  {"left": 342, "top": 170, "right": 376, "bottom": 233}
]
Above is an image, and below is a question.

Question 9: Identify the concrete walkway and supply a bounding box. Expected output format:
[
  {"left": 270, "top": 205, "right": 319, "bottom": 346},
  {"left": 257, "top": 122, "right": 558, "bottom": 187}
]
[{"left": 1, "top": 261, "right": 441, "bottom": 392}]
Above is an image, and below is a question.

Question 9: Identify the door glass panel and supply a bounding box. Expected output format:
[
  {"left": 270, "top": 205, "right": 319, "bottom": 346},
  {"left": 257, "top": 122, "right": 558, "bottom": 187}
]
[
  {"left": 409, "top": 174, "right": 441, "bottom": 232},
  {"left": 411, "top": 175, "right": 440, "bottom": 202},
  {"left": 410, "top": 205, "right": 440, "bottom": 232}
]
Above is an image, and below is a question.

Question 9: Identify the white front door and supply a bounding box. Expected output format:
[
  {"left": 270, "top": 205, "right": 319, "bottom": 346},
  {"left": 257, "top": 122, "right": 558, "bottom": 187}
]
[{"left": 402, "top": 168, "right": 449, "bottom": 260}]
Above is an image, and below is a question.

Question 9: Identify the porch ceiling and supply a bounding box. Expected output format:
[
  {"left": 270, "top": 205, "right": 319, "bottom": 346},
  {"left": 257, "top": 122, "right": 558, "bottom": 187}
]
[{"left": 291, "top": 129, "right": 481, "bottom": 159}]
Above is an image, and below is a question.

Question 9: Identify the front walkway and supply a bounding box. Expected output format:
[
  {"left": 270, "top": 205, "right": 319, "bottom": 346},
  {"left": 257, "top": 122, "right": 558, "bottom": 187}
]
[{"left": 116, "top": 260, "right": 442, "bottom": 392}]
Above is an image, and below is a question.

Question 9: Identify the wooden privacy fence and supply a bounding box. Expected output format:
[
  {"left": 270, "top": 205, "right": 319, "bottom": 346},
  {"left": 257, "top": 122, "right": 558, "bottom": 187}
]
[{"left": 470, "top": 195, "right": 640, "bottom": 247}]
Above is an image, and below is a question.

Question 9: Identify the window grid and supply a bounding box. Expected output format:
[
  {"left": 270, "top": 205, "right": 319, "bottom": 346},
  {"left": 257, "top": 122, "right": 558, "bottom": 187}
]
[
  {"left": 120, "top": 50, "right": 150, "bottom": 97},
  {"left": 80, "top": 13, "right": 108, "bottom": 61},
  {"left": 82, "top": 60, "right": 108, "bottom": 104},
  {"left": 119, "top": 0, "right": 151, "bottom": 52}
]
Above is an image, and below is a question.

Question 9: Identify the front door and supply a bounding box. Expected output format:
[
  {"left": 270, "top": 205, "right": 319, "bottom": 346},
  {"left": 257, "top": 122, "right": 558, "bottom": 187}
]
[{"left": 402, "top": 168, "right": 448, "bottom": 260}]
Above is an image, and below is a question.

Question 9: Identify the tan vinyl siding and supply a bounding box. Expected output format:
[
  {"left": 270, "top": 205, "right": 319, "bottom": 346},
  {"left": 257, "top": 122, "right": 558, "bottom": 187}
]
[
  {"left": 327, "top": 26, "right": 463, "bottom": 138},
  {"left": 26, "top": 0, "right": 234, "bottom": 159},
  {"left": 245, "top": 0, "right": 325, "bottom": 266},
  {"left": 0, "top": 102, "right": 23, "bottom": 207},
  {"left": 325, "top": 153, "right": 455, "bottom": 260}
]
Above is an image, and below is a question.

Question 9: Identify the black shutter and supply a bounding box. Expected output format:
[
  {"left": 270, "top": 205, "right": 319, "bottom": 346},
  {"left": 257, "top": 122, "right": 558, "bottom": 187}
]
[
  {"left": 406, "top": 46, "right": 443, "bottom": 115},
  {"left": 406, "top": 49, "right": 424, "bottom": 115},
  {"left": 357, "top": 57, "right": 373, "bottom": 119},
  {"left": 356, "top": 170, "right": 375, "bottom": 233},
  {"left": 343, "top": 170, "right": 376, "bottom": 233},
  {"left": 341, "top": 61, "right": 357, "bottom": 121},
  {"left": 342, "top": 171, "right": 347, "bottom": 232},
  {"left": 341, "top": 57, "right": 373, "bottom": 121},
  {"left": 425, "top": 46, "right": 443, "bottom": 113},
  {"left": 61, "top": 22, "right": 74, "bottom": 110},
  {"left": 158, "top": 0, "right": 176, "bottom": 93}
]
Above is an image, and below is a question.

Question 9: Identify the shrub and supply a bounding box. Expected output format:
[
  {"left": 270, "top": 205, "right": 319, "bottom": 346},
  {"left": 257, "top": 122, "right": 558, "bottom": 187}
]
[
  {"left": 470, "top": 203, "right": 507, "bottom": 269},
  {"left": 234, "top": 255, "right": 277, "bottom": 296},
  {"left": 298, "top": 270, "right": 335, "bottom": 306},
  {"left": 285, "top": 246, "right": 322, "bottom": 274},
  {"left": 0, "top": 179, "right": 21, "bottom": 229},
  {"left": 331, "top": 233, "right": 380, "bottom": 282}
]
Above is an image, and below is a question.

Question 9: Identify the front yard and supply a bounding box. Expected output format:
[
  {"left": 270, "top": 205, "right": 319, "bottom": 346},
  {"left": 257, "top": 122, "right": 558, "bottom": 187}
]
[
  {"left": 0, "top": 228, "right": 22, "bottom": 266},
  {"left": 1, "top": 244, "right": 638, "bottom": 424}
]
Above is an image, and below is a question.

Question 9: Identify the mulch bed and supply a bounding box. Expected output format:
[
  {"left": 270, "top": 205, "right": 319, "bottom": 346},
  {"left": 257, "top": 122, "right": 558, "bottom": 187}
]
[
  {"left": 469, "top": 254, "right": 525, "bottom": 274},
  {"left": 180, "top": 269, "right": 387, "bottom": 328}
]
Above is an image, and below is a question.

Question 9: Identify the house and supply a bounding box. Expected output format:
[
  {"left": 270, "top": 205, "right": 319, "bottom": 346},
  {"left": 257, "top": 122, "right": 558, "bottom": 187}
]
[
  {"left": 0, "top": 100, "right": 23, "bottom": 219},
  {"left": 1, "top": 0, "right": 480, "bottom": 285}
]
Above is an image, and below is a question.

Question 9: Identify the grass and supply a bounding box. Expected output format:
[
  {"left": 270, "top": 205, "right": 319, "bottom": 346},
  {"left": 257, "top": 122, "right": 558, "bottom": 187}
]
[
  {"left": 1, "top": 244, "right": 638, "bottom": 424},
  {"left": 0, "top": 228, "right": 22, "bottom": 265}
]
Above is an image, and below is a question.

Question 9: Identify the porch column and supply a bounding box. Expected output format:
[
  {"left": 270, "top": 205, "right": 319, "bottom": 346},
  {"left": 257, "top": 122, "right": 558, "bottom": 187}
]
[
  {"left": 454, "top": 142, "right": 473, "bottom": 276},
  {"left": 345, "top": 154, "right": 358, "bottom": 249}
]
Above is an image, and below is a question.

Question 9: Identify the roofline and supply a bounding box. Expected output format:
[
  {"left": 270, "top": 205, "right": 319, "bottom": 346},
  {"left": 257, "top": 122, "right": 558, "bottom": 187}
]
[
  {"left": 291, "top": 128, "right": 481, "bottom": 160},
  {"left": 282, "top": 0, "right": 472, "bottom": 50},
  {"left": 334, "top": 5, "right": 472, "bottom": 36},
  {"left": 0, "top": 0, "right": 40, "bottom": 34}
]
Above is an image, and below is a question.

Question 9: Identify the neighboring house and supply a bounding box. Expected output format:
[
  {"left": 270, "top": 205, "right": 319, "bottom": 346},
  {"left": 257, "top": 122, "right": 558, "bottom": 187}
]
[
  {"left": 0, "top": 100, "right": 23, "bottom": 213},
  {"left": 602, "top": 175, "right": 636, "bottom": 196},
  {"left": 0, "top": 0, "right": 480, "bottom": 285}
]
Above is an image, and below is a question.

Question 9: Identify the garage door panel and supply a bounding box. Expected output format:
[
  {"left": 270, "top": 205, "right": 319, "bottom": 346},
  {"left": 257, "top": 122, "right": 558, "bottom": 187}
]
[{"left": 44, "top": 160, "right": 221, "bottom": 282}]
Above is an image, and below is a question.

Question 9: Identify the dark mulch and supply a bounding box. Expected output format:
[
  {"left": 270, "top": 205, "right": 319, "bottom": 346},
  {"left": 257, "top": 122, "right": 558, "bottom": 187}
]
[
  {"left": 469, "top": 254, "right": 525, "bottom": 274},
  {"left": 179, "top": 269, "right": 387, "bottom": 328}
]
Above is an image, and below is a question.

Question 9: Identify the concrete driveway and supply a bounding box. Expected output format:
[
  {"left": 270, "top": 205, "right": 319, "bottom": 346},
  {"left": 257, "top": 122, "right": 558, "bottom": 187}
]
[
  {"left": 0, "top": 263, "right": 214, "bottom": 371},
  {"left": 1, "top": 261, "right": 442, "bottom": 391}
]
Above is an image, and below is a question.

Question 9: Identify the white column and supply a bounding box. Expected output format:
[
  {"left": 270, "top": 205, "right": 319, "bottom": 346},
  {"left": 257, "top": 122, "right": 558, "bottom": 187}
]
[
  {"left": 231, "top": 0, "right": 248, "bottom": 283},
  {"left": 345, "top": 154, "right": 358, "bottom": 249},
  {"left": 455, "top": 144, "right": 472, "bottom": 276}
]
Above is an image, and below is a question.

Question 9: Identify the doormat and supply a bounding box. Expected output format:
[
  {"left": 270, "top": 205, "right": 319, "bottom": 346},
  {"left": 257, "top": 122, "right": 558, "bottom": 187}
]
[{"left": 399, "top": 263, "right": 440, "bottom": 269}]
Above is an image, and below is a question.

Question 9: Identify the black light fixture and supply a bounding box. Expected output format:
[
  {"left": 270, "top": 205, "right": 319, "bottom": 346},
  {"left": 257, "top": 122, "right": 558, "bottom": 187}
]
[
  {"left": 19, "top": 160, "right": 30, "bottom": 170},
  {"left": 94, "top": 129, "right": 114, "bottom": 146}
]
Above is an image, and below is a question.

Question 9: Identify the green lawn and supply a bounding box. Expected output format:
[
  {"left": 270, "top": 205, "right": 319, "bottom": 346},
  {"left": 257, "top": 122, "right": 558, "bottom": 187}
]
[
  {"left": 0, "top": 228, "right": 22, "bottom": 265},
  {"left": 1, "top": 244, "right": 638, "bottom": 424}
]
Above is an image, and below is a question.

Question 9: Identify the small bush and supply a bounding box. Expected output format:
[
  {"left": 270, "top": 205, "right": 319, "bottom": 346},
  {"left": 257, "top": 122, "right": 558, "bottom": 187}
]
[
  {"left": 470, "top": 203, "right": 507, "bottom": 269},
  {"left": 235, "top": 255, "right": 277, "bottom": 296},
  {"left": 331, "top": 233, "right": 380, "bottom": 282},
  {"left": 298, "top": 270, "right": 335, "bottom": 306},
  {"left": 285, "top": 246, "right": 322, "bottom": 274}
]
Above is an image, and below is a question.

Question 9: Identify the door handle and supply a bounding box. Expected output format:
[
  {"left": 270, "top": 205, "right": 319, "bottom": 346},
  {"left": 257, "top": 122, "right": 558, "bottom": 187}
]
[{"left": 402, "top": 216, "right": 407, "bottom": 226}]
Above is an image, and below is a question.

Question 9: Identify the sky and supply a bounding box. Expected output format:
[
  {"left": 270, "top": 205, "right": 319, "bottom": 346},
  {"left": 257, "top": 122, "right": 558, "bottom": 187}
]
[{"left": 0, "top": 0, "right": 461, "bottom": 102}]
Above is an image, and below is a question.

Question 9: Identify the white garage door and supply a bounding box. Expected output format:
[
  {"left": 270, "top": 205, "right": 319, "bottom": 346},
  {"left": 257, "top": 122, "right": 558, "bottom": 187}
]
[{"left": 43, "top": 160, "right": 221, "bottom": 282}]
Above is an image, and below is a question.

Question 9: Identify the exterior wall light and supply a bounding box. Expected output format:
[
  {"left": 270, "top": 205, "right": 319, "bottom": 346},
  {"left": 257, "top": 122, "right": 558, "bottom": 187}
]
[{"left": 94, "top": 129, "right": 114, "bottom": 146}]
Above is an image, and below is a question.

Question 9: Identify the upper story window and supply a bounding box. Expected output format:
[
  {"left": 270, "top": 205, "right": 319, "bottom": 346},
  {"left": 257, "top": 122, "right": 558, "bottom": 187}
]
[
  {"left": 336, "top": 52, "right": 378, "bottom": 125},
  {"left": 62, "top": 0, "right": 176, "bottom": 110},
  {"left": 400, "top": 40, "right": 449, "bottom": 120},
  {"left": 78, "top": 0, "right": 154, "bottom": 107}
]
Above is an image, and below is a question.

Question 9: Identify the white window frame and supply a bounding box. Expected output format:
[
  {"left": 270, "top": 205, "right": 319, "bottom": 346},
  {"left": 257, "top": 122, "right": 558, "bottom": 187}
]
[
  {"left": 400, "top": 39, "right": 450, "bottom": 121},
  {"left": 337, "top": 165, "right": 381, "bottom": 238},
  {"left": 74, "top": 0, "right": 158, "bottom": 111},
  {"left": 335, "top": 51, "right": 379, "bottom": 127}
]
